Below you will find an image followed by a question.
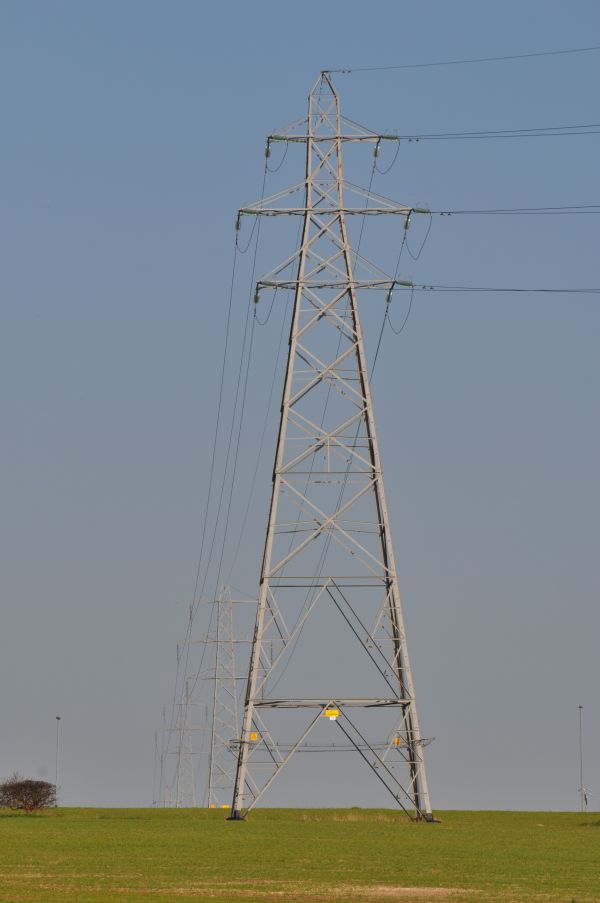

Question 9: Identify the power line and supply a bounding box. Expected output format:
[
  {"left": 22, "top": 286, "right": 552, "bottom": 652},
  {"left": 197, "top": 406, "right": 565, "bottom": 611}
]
[
  {"left": 182, "top": 164, "right": 269, "bottom": 710},
  {"left": 396, "top": 284, "right": 600, "bottom": 294},
  {"left": 225, "top": 218, "right": 304, "bottom": 587},
  {"left": 164, "top": 163, "right": 270, "bottom": 805},
  {"left": 328, "top": 44, "right": 600, "bottom": 74},
  {"left": 433, "top": 205, "right": 600, "bottom": 216},
  {"left": 185, "top": 218, "right": 263, "bottom": 708},
  {"left": 260, "top": 280, "right": 600, "bottom": 294},
  {"left": 209, "top": 312, "right": 257, "bottom": 602},
  {"left": 270, "top": 121, "right": 600, "bottom": 143},
  {"left": 208, "top": 168, "right": 271, "bottom": 599},
  {"left": 162, "top": 232, "right": 240, "bottom": 784},
  {"left": 375, "top": 140, "right": 401, "bottom": 175},
  {"left": 404, "top": 132, "right": 600, "bottom": 141},
  {"left": 405, "top": 122, "right": 600, "bottom": 136},
  {"left": 387, "top": 287, "right": 415, "bottom": 336},
  {"left": 192, "top": 163, "right": 268, "bottom": 613},
  {"left": 392, "top": 124, "right": 600, "bottom": 141},
  {"left": 405, "top": 212, "right": 433, "bottom": 260},
  {"left": 225, "top": 295, "right": 291, "bottom": 584}
]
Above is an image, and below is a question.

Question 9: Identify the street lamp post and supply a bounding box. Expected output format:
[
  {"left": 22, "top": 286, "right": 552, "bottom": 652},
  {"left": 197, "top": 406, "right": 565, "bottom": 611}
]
[
  {"left": 55, "top": 716, "right": 61, "bottom": 807},
  {"left": 578, "top": 705, "right": 586, "bottom": 814}
]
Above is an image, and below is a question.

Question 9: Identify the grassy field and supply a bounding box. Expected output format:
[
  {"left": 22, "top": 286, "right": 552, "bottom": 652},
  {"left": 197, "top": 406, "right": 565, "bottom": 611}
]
[{"left": 0, "top": 808, "right": 598, "bottom": 902}]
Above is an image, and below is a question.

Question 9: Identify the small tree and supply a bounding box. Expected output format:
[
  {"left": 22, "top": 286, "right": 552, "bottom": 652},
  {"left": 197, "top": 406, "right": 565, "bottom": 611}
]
[{"left": 0, "top": 774, "right": 56, "bottom": 811}]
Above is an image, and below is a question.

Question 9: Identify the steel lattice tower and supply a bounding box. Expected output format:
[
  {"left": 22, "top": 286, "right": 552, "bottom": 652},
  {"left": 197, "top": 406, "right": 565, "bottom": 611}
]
[
  {"left": 231, "top": 73, "right": 433, "bottom": 821},
  {"left": 175, "top": 680, "right": 196, "bottom": 807},
  {"left": 207, "top": 587, "right": 242, "bottom": 808}
]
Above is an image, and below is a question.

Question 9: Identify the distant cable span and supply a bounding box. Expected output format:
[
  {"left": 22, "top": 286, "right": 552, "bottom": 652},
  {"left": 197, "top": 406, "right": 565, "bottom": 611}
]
[
  {"left": 260, "top": 279, "right": 600, "bottom": 294},
  {"left": 394, "top": 124, "right": 600, "bottom": 141},
  {"left": 328, "top": 44, "right": 600, "bottom": 74},
  {"left": 395, "top": 284, "right": 600, "bottom": 294},
  {"left": 433, "top": 205, "right": 600, "bottom": 216}
]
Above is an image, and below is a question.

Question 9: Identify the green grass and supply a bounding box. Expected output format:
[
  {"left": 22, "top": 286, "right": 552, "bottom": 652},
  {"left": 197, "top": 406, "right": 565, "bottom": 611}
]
[{"left": 0, "top": 808, "right": 598, "bottom": 902}]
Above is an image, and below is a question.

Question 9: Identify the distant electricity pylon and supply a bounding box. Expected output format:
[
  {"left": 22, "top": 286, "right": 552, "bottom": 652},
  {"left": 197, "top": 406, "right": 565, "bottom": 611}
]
[
  {"left": 230, "top": 73, "right": 434, "bottom": 820},
  {"left": 207, "top": 587, "right": 250, "bottom": 808},
  {"left": 166, "top": 587, "right": 250, "bottom": 808},
  {"left": 175, "top": 680, "right": 196, "bottom": 807}
]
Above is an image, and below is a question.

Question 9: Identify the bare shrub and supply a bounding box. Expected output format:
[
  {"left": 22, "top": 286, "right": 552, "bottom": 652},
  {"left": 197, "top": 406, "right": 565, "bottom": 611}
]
[{"left": 0, "top": 774, "right": 56, "bottom": 811}]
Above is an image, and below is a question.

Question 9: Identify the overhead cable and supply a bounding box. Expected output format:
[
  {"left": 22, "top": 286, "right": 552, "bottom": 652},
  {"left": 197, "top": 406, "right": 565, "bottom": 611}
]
[
  {"left": 226, "top": 293, "right": 291, "bottom": 583},
  {"left": 433, "top": 205, "right": 600, "bottom": 216},
  {"left": 258, "top": 280, "right": 600, "bottom": 294},
  {"left": 328, "top": 44, "right": 600, "bottom": 74},
  {"left": 392, "top": 124, "right": 600, "bottom": 141},
  {"left": 175, "top": 162, "right": 268, "bottom": 730},
  {"left": 397, "top": 284, "right": 600, "bottom": 294},
  {"left": 163, "top": 231, "right": 240, "bottom": 776},
  {"left": 386, "top": 286, "right": 415, "bottom": 336}
]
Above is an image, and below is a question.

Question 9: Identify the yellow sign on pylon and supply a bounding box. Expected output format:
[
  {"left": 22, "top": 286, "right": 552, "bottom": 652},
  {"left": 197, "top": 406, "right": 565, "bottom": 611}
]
[{"left": 324, "top": 708, "right": 339, "bottom": 721}]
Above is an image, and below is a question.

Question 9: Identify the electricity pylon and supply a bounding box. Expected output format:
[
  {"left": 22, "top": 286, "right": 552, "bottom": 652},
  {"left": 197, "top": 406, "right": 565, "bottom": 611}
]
[
  {"left": 175, "top": 680, "right": 196, "bottom": 807},
  {"left": 231, "top": 72, "right": 433, "bottom": 820},
  {"left": 170, "top": 587, "right": 250, "bottom": 808},
  {"left": 207, "top": 587, "right": 243, "bottom": 808}
]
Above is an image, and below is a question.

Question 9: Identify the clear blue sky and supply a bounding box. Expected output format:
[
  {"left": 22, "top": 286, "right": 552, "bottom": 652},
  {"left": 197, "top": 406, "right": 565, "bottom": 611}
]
[{"left": 1, "top": 0, "right": 599, "bottom": 809}]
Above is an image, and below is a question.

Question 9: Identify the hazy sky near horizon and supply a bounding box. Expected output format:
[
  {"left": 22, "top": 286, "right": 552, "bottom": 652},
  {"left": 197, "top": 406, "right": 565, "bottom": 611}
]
[{"left": 1, "top": 0, "right": 599, "bottom": 810}]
